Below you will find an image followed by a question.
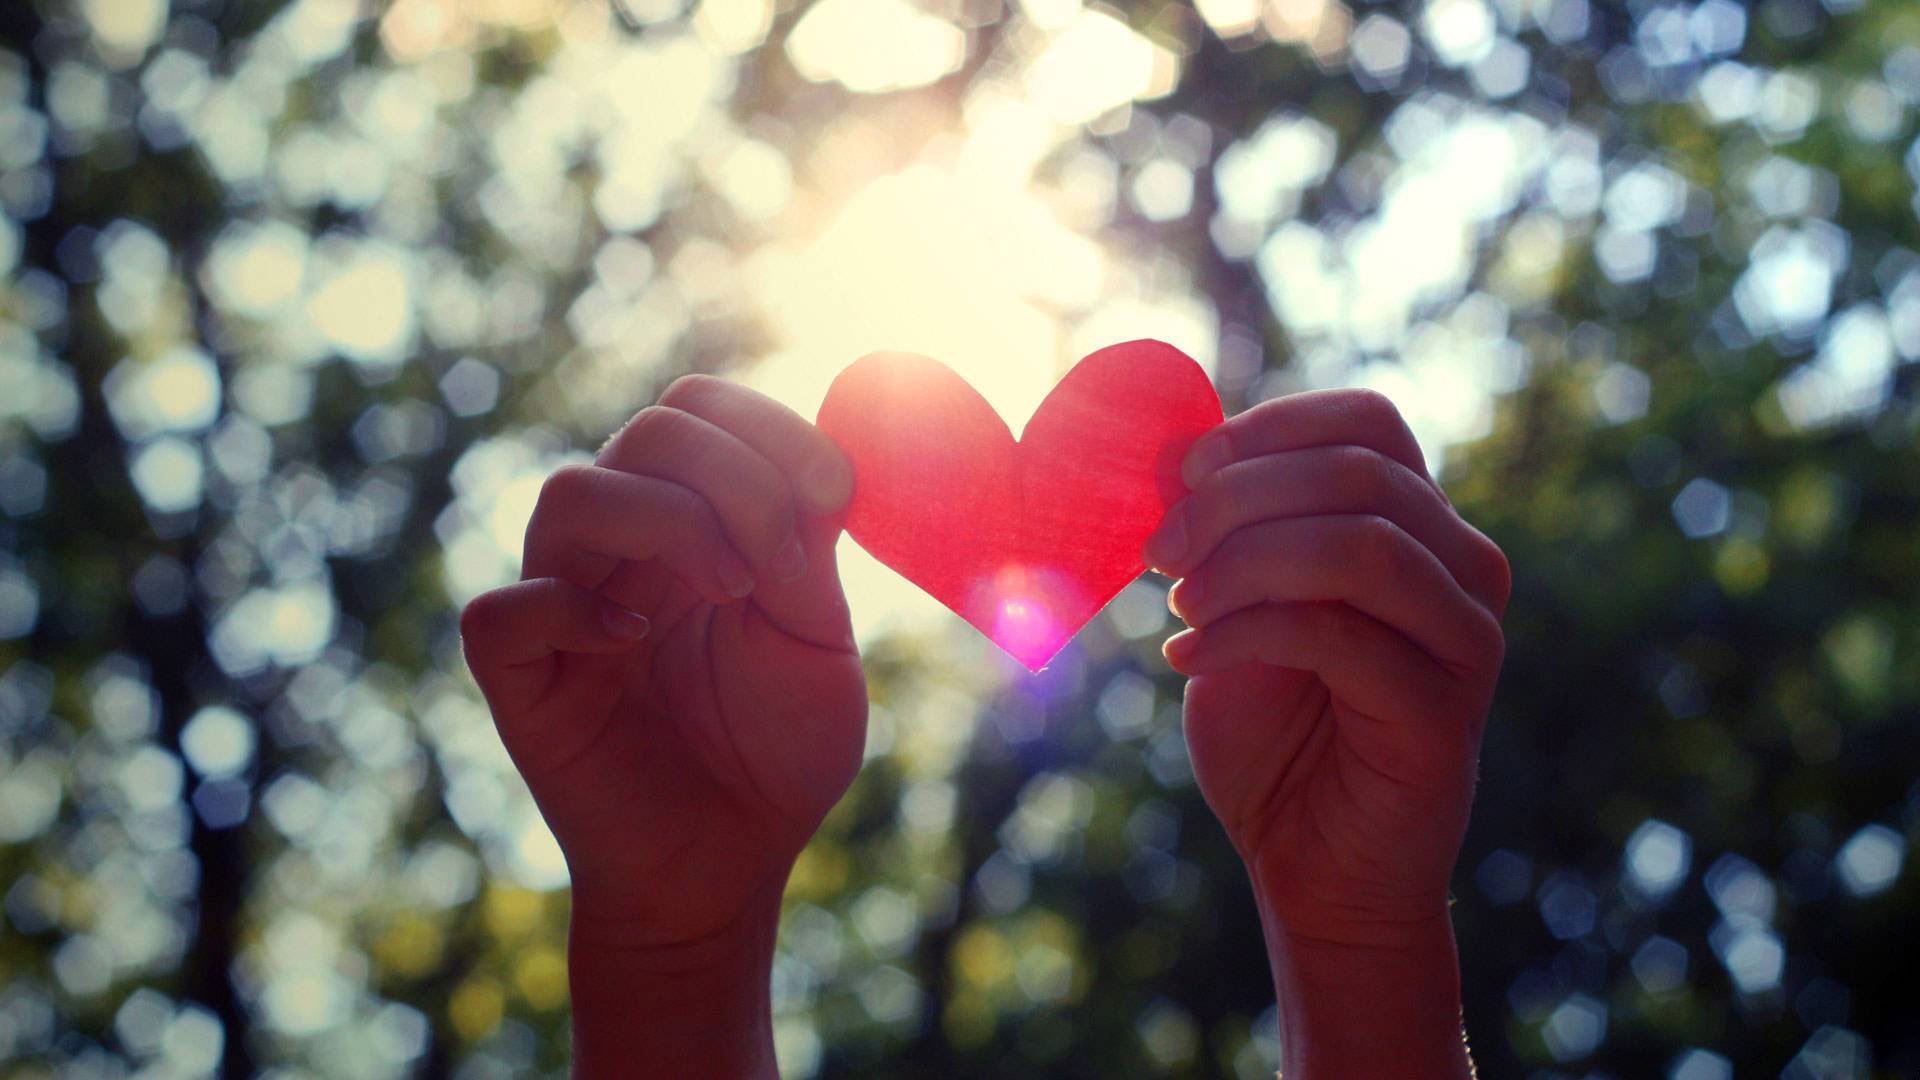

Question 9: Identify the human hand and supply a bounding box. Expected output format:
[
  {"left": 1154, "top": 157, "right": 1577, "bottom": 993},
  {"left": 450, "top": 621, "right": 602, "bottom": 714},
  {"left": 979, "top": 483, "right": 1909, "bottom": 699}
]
[
  {"left": 459, "top": 376, "right": 866, "bottom": 1074},
  {"left": 1145, "top": 388, "right": 1507, "bottom": 1077},
  {"left": 1147, "top": 387, "right": 1507, "bottom": 941}
]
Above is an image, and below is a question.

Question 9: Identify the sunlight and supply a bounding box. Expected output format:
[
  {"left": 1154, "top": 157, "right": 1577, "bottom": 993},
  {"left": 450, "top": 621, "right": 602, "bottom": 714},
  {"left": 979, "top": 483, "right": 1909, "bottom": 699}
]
[
  {"left": 1024, "top": 10, "right": 1178, "bottom": 125},
  {"left": 984, "top": 570, "right": 1070, "bottom": 671},
  {"left": 785, "top": 0, "right": 966, "bottom": 92},
  {"left": 742, "top": 157, "right": 1082, "bottom": 650},
  {"left": 736, "top": 51, "right": 1208, "bottom": 655}
]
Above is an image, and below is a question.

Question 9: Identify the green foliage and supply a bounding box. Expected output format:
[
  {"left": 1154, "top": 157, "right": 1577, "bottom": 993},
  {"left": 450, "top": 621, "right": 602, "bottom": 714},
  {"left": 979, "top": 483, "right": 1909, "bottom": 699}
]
[{"left": 0, "top": 0, "right": 1916, "bottom": 1075}]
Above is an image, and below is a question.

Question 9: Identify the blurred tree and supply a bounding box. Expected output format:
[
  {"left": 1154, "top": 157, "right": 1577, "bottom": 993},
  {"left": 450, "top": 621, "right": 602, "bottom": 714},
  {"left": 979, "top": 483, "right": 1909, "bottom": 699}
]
[{"left": 0, "top": 0, "right": 1915, "bottom": 1076}]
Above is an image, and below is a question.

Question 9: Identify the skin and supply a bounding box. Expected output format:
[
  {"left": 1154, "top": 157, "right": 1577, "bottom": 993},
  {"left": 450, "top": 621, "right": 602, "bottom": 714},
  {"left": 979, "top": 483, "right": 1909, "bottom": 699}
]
[
  {"left": 460, "top": 374, "right": 866, "bottom": 1075},
  {"left": 1147, "top": 388, "right": 1509, "bottom": 1079},
  {"left": 461, "top": 372, "right": 1508, "bottom": 1079}
]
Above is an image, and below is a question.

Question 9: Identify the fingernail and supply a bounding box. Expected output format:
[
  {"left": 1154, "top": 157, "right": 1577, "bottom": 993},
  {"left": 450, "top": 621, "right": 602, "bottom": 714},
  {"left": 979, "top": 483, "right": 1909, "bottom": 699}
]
[
  {"left": 717, "top": 553, "right": 755, "bottom": 598},
  {"left": 771, "top": 535, "right": 808, "bottom": 582},
  {"left": 602, "top": 604, "right": 650, "bottom": 640},
  {"left": 1169, "top": 576, "right": 1203, "bottom": 616},
  {"left": 801, "top": 453, "right": 853, "bottom": 513},
  {"left": 1146, "top": 503, "right": 1189, "bottom": 569},
  {"left": 1182, "top": 431, "right": 1232, "bottom": 488},
  {"left": 1163, "top": 629, "right": 1198, "bottom": 663}
]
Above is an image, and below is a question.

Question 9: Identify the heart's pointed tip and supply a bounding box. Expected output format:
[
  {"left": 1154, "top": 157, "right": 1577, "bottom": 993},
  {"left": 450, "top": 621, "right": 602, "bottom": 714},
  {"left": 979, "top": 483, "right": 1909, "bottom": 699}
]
[
  {"left": 985, "top": 633, "right": 1065, "bottom": 674},
  {"left": 1005, "top": 639, "right": 1071, "bottom": 674}
]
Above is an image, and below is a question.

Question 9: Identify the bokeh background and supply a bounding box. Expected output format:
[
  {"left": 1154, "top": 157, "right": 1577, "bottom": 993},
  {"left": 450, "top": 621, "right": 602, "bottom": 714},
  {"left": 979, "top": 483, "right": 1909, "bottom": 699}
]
[{"left": 1, "top": 0, "right": 1917, "bottom": 1075}]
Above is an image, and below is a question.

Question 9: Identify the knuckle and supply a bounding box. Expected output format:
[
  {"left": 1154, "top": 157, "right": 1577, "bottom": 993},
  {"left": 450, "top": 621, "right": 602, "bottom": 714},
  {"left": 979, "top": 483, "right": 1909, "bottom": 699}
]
[
  {"left": 1188, "top": 471, "right": 1233, "bottom": 532},
  {"left": 622, "top": 404, "right": 686, "bottom": 451},
  {"left": 539, "top": 463, "right": 595, "bottom": 503},
  {"left": 654, "top": 479, "right": 702, "bottom": 523},
  {"left": 1342, "top": 387, "right": 1403, "bottom": 427},
  {"left": 637, "top": 480, "right": 725, "bottom": 556},
  {"left": 1354, "top": 514, "right": 1412, "bottom": 579},
  {"left": 659, "top": 373, "right": 722, "bottom": 410},
  {"left": 530, "top": 464, "right": 596, "bottom": 533},
  {"left": 531, "top": 575, "right": 572, "bottom": 607},
  {"left": 1337, "top": 446, "right": 1400, "bottom": 505},
  {"left": 1218, "top": 525, "right": 1260, "bottom": 578},
  {"left": 459, "top": 590, "right": 506, "bottom": 645},
  {"left": 529, "top": 463, "right": 587, "bottom": 534},
  {"left": 1242, "top": 397, "right": 1287, "bottom": 434},
  {"left": 1349, "top": 511, "right": 1395, "bottom": 555}
]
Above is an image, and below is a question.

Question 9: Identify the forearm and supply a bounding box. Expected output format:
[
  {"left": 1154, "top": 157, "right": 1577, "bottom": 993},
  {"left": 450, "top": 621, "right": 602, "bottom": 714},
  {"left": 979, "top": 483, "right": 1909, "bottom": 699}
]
[
  {"left": 567, "top": 883, "right": 783, "bottom": 1078},
  {"left": 1254, "top": 892, "right": 1473, "bottom": 1080}
]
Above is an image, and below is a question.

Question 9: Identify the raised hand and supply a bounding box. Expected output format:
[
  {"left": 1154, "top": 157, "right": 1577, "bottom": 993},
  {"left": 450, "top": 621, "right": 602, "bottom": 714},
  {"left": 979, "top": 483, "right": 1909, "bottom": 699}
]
[
  {"left": 459, "top": 375, "right": 866, "bottom": 1076},
  {"left": 1146, "top": 388, "right": 1508, "bottom": 1079}
]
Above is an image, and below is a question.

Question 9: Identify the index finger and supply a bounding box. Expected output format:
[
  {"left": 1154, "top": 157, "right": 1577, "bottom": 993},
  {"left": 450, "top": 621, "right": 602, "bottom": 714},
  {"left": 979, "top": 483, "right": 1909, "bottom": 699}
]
[
  {"left": 657, "top": 374, "right": 853, "bottom": 514},
  {"left": 1180, "top": 388, "right": 1436, "bottom": 495}
]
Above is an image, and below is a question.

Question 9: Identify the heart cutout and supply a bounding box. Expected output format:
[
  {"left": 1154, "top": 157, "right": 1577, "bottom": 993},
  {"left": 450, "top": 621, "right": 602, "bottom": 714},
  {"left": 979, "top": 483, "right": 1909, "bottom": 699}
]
[{"left": 817, "top": 340, "right": 1223, "bottom": 671}]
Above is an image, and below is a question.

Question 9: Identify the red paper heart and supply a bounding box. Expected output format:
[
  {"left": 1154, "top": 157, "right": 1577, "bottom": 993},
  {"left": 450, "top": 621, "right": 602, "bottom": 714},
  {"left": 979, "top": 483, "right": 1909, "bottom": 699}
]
[{"left": 817, "top": 340, "right": 1223, "bottom": 671}]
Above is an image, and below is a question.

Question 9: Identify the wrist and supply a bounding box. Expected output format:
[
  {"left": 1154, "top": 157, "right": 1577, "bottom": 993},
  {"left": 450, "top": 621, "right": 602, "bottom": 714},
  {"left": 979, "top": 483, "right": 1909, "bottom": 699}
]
[
  {"left": 1243, "top": 840, "right": 1458, "bottom": 950},
  {"left": 568, "top": 877, "right": 786, "bottom": 1078},
  {"left": 1258, "top": 898, "right": 1471, "bottom": 1080}
]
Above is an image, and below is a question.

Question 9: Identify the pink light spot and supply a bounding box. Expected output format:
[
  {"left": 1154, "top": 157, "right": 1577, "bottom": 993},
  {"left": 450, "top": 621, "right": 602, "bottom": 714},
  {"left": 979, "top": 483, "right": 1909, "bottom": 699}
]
[{"left": 992, "top": 594, "right": 1066, "bottom": 671}]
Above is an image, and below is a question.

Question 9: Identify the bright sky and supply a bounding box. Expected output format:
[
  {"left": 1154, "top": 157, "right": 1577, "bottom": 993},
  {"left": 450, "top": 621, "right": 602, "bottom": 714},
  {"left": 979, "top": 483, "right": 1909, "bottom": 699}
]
[{"left": 735, "top": 115, "right": 1216, "bottom": 649}]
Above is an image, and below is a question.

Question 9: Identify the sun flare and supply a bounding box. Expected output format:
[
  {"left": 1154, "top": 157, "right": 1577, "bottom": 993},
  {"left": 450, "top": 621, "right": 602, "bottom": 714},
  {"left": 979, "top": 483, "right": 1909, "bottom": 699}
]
[{"left": 737, "top": 96, "right": 1217, "bottom": 656}]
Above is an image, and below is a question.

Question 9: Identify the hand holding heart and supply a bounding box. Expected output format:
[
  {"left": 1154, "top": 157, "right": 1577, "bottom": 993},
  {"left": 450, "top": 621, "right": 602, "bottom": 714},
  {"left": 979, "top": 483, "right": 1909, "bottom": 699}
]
[
  {"left": 1149, "top": 387, "right": 1506, "bottom": 1078},
  {"left": 461, "top": 374, "right": 866, "bottom": 1075},
  {"left": 1153, "top": 386, "right": 1509, "bottom": 949},
  {"left": 460, "top": 345, "right": 1507, "bottom": 1079}
]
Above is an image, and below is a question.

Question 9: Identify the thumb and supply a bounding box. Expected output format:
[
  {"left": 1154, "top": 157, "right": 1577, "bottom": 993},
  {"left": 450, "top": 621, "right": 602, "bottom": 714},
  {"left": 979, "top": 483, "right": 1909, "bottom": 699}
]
[
  {"left": 741, "top": 510, "right": 856, "bottom": 653},
  {"left": 1181, "top": 665, "right": 1320, "bottom": 847}
]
